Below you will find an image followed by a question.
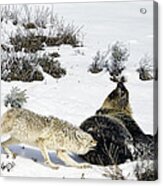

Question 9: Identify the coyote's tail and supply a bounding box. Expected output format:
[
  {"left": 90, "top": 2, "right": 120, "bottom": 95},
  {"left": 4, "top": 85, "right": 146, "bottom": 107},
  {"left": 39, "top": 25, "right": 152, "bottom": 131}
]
[
  {"left": 1, "top": 112, "right": 7, "bottom": 136},
  {"left": 0, "top": 110, "right": 13, "bottom": 136}
]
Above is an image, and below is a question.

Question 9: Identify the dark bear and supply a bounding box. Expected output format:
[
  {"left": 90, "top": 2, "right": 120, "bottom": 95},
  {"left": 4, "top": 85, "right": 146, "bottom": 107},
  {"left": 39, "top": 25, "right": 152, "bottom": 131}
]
[{"left": 80, "top": 82, "right": 154, "bottom": 165}]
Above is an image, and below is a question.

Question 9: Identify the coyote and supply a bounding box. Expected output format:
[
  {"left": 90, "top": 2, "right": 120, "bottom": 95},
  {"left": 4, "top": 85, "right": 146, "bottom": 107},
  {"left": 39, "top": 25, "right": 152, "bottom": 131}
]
[
  {"left": 1, "top": 108, "right": 97, "bottom": 169},
  {"left": 95, "top": 82, "right": 153, "bottom": 148},
  {"left": 96, "top": 81, "right": 132, "bottom": 117}
]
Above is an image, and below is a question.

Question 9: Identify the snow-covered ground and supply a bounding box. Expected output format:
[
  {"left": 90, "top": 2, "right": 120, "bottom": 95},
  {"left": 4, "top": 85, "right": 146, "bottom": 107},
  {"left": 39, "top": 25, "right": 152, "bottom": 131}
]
[{"left": 1, "top": 1, "right": 154, "bottom": 179}]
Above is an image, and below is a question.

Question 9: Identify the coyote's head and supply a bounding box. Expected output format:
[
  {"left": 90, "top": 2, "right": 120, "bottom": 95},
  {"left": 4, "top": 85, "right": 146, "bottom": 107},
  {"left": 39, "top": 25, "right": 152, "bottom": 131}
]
[
  {"left": 96, "top": 82, "right": 132, "bottom": 116},
  {"left": 72, "top": 130, "right": 97, "bottom": 155}
]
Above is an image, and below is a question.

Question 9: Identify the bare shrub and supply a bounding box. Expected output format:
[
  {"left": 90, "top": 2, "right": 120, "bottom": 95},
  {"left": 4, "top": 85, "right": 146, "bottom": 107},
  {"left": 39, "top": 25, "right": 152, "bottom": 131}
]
[
  {"left": 102, "top": 165, "right": 126, "bottom": 180},
  {"left": 101, "top": 142, "right": 127, "bottom": 180},
  {"left": 136, "top": 54, "right": 153, "bottom": 81},
  {"left": 102, "top": 160, "right": 157, "bottom": 181},
  {"left": 134, "top": 160, "right": 157, "bottom": 181}
]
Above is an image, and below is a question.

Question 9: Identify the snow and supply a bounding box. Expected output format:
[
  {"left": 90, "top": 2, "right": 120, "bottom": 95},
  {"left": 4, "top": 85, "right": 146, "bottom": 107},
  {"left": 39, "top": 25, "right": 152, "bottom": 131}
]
[
  {"left": 1, "top": 1, "right": 155, "bottom": 179},
  {"left": 0, "top": 152, "right": 142, "bottom": 180}
]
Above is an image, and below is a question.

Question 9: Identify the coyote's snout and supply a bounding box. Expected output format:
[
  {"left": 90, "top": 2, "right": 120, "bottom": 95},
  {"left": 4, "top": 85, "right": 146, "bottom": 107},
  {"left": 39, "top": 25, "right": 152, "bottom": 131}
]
[{"left": 1, "top": 108, "right": 97, "bottom": 169}]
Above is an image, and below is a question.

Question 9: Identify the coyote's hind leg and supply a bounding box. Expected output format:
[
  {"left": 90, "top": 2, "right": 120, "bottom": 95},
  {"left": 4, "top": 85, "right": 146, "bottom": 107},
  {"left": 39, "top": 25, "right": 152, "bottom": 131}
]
[
  {"left": 1, "top": 137, "right": 19, "bottom": 159},
  {"left": 57, "top": 150, "right": 92, "bottom": 169},
  {"left": 36, "top": 139, "right": 59, "bottom": 170}
]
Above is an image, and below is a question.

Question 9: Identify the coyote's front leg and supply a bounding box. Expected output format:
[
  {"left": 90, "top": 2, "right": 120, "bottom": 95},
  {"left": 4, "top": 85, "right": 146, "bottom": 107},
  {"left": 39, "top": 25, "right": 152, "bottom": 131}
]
[
  {"left": 57, "top": 150, "right": 92, "bottom": 169},
  {"left": 36, "top": 139, "right": 59, "bottom": 170},
  {"left": 1, "top": 137, "right": 19, "bottom": 159}
]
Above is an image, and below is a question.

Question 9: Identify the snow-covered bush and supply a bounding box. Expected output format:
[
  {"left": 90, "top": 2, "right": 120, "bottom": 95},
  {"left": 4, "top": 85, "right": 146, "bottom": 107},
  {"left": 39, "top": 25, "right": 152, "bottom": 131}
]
[
  {"left": 10, "top": 30, "right": 46, "bottom": 53},
  {"left": 133, "top": 135, "right": 157, "bottom": 181},
  {"left": 1, "top": 5, "right": 19, "bottom": 25},
  {"left": 136, "top": 54, "right": 153, "bottom": 81},
  {"left": 4, "top": 87, "right": 28, "bottom": 108},
  {"left": 10, "top": 22, "right": 83, "bottom": 52},
  {"left": 1, "top": 4, "right": 83, "bottom": 50},
  {"left": 88, "top": 50, "right": 107, "bottom": 73},
  {"left": 22, "top": 5, "right": 50, "bottom": 29},
  {"left": 1, "top": 51, "right": 66, "bottom": 81},
  {"left": 38, "top": 53, "right": 66, "bottom": 79},
  {"left": 1, "top": 51, "right": 44, "bottom": 82},
  {"left": 106, "top": 41, "right": 129, "bottom": 78},
  {"left": 89, "top": 41, "right": 129, "bottom": 79},
  {"left": 50, "top": 21, "right": 83, "bottom": 47}
]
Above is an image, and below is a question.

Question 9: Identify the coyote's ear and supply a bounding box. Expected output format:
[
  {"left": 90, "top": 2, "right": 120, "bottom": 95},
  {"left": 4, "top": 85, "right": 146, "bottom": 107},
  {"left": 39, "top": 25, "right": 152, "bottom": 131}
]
[
  {"left": 116, "top": 82, "right": 129, "bottom": 108},
  {"left": 117, "top": 82, "right": 128, "bottom": 96},
  {"left": 117, "top": 82, "right": 126, "bottom": 91},
  {"left": 75, "top": 130, "right": 84, "bottom": 141},
  {"left": 119, "top": 91, "right": 129, "bottom": 109}
]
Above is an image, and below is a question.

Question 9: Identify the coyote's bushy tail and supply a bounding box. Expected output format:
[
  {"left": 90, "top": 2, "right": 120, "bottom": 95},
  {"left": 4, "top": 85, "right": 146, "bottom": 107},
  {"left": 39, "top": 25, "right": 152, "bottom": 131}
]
[
  {"left": 1, "top": 112, "right": 8, "bottom": 136},
  {"left": 0, "top": 109, "right": 15, "bottom": 136}
]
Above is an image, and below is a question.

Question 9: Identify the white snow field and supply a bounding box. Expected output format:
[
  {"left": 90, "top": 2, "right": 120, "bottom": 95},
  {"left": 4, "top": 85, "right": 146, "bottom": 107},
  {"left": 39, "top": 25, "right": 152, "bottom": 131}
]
[{"left": 1, "top": 1, "right": 155, "bottom": 179}]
